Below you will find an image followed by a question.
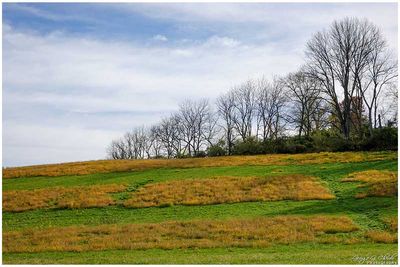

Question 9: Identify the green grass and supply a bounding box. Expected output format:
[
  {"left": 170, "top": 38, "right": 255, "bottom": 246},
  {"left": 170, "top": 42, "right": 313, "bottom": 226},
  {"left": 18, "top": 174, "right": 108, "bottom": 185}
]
[
  {"left": 3, "top": 244, "right": 398, "bottom": 264},
  {"left": 4, "top": 160, "right": 397, "bottom": 231},
  {"left": 3, "top": 197, "right": 397, "bottom": 232},
  {"left": 3, "top": 155, "right": 398, "bottom": 264},
  {"left": 3, "top": 160, "right": 396, "bottom": 191}
]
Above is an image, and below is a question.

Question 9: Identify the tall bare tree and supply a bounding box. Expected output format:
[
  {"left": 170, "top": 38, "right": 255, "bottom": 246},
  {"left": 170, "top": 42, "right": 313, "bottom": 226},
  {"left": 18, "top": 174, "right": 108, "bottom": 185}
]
[
  {"left": 306, "top": 17, "right": 383, "bottom": 138},
  {"left": 232, "top": 80, "right": 256, "bottom": 141},
  {"left": 356, "top": 44, "right": 397, "bottom": 134},
  {"left": 107, "top": 127, "right": 151, "bottom": 159},
  {"left": 177, "top": 99, "right": 215, "bottom": 156},
  {"left": 255, "top": 77, "right": 287, "bottom": 140},
  {"left": 149, "top": 125, "right": 163, "bottom": 158},
  {"left": 282, "top": 70, "right": 324, "bottom": 137},
  {"left": 386, "top": 83, "right": 399, "bottom": 126},
  {"left": 216, "top": 91, "right": 236, "bottom": 154},
  {"left": 153, "top": 117, "right": 178, "bottom": 158}
]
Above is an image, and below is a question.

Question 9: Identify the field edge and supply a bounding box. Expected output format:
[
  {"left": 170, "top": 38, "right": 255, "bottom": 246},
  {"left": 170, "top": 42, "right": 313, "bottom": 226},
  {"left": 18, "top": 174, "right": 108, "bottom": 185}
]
[{"left": 2, "top": 243, "right": 398, "bottom": 264}]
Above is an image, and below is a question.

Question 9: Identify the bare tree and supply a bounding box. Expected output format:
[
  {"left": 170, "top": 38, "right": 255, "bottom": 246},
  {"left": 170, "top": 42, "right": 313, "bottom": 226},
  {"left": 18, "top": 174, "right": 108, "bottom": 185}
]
[
  {"left": 149, "top": 125, "right": 163, "bottom": 158},
  {"left": 177, "top": 99, "right": 216, "bottom": 156},
  {"left": 255, "top": 77, "right": 287, "bottom": 141},
  {"left": 386, "top": 83, "right": 398, "bottom": 126},
  {"left": 202, "top": 107, "right": 218, "bottom": 148},
  {"left": 282, "top": 70, "right": 324, "bottom": 137},
  {"left": 107, "top": 126, "right": 151, "bottom": 159},
  {"left": 306, "top": 17, "right": 382, "bottom": 139},
  {"left": 126, "top": 127, "right": 148, "bottom": 159},
  {"left": 107, "top": 138, "right": 127, "bottom": 159},
  {"left": 141, "top": 127, "right": 154, "bottom": 159},
  {"left": 153, "top": 117, "right": 177, "bottom": 158},
  {"left": 176, "top": 101, "right": 195, "bottom": 155},
  {"left": 216, "top": 91, "right": 236, "bottom": 154},
  {"left": 232, "top": 80, "right": 256, "bottom": 141},
  {"left": 356, "top": 44, "right": 397, "bottom": 134}
]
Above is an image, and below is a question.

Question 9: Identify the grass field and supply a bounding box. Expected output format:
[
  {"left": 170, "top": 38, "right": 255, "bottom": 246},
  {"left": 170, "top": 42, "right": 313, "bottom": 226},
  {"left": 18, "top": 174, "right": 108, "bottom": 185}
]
[{"left": 2, "top": 151, "right": 398, "bottom": 264}]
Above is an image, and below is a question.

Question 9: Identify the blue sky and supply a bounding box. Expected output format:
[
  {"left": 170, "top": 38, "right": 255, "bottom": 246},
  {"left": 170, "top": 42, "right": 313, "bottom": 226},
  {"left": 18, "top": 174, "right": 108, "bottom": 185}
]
[{"left": 2, "top": 2, "right": 398, "bottom": 166}]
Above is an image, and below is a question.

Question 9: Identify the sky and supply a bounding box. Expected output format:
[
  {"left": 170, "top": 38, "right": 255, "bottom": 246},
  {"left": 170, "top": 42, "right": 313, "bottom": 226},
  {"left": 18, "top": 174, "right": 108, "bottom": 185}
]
[{"left": 2, "top": 2, "right": 398, "bottom": 167}]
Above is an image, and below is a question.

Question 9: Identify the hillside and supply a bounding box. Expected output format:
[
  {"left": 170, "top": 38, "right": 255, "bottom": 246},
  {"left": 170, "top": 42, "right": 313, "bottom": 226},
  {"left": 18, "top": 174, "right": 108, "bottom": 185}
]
[{"left": 2, "top": 151, "right": 398, "bottom": 264}]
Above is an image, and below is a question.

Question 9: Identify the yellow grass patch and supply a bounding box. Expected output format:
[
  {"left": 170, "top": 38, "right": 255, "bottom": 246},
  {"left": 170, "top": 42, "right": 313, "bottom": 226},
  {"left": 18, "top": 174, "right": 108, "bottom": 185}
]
[
  {"left": 365, "top": 230, "right": 398, "bottom": 244},
  {"left": 3, "top": 151, "right": 395, "bottom": 179},
  {"left": 364, "top": 215, "right": 398, "bottom": 244},
  {"left": 342, "top": 170, "right": 397, "bottom": 183},
  {"left": 342, "top": 170, "right": 398, "bottom": 198},
  {"left": 124, "top": 175, "right": 334, "bottom": 208},
  {"left": 3, "top": 215, "right": 359, "bottom": 253},
  {"left": 383, "top": 217, "right": 398, "bottom": 232},
  {"left": 3, "top": 184, "right": 126, "bottom": 212}
]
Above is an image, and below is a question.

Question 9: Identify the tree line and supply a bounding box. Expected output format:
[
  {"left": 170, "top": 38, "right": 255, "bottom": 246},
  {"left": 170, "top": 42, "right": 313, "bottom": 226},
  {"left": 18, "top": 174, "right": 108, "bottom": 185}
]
[{"left": 107, "top": 17, "right": 398, "bottom": 160}]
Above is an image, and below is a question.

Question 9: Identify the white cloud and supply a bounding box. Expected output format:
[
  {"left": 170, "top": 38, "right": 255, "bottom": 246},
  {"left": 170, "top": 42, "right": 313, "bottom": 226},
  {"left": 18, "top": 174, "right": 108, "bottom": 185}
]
[
  {"left": 3, "top": 122, "right": 120, "bottom": 166},
  {"left": 204, "top": 36, "right": 241, "bottom": 48},
  {"left": 124, "top": 3, "right": 397, "bottom": 50},
  {"left": 152, "top": 34, "right": 168, "bottom": 42},
  {"left": 3, "top": 24, "right": 304, "bottom": 166}
]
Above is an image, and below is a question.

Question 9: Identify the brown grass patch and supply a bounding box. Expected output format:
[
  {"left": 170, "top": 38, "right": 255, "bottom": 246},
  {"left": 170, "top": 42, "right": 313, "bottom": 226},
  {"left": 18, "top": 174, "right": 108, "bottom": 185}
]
[
  {"left": 342, "top": 170, "right": 397, "bottom": 183},
  {"left": 3, "top": 184, "right": 126, "bottom": 212},
  {"left": 342, "top": 170, "right": 397, "bottom": 198},
  {"left": 123, "top": 175, "right": 334, "bottom": 208},
  {"left": 383, "top": 217, "right": 398, "bottom": 232},
  {"left": 363, "top": 216, "right": 398, "bottom": 244},
  {"left": 3, "top": 151, "right": 395, "bottom": 179},
  {"left": 365, "top": 230, "right": 398, "bottom": 244},
  {"left": 3, "top": 215, "right": 358, "bottom": 253}
]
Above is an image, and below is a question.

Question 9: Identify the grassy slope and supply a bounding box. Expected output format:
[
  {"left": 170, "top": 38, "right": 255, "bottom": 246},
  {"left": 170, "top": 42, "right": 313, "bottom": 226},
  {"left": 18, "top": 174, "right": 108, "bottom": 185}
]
[
  {"left": 3, "top": 160, "right": 396, "bottom": 191},
  {"left": 4, "top": 244, "right": 398, "bottom": 264},
  {"left": 2, "top": 155, "right": 398, "bottom": 264},
  {"left": 4, "top": 151, "right": 395, "bottom": 179}
]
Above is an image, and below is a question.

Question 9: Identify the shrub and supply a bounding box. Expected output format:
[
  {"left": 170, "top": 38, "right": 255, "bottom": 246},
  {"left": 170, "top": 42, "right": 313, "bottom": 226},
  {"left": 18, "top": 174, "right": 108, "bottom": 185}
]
[
  {"left": 277, "top": 136, "right": 314, "bottom": 154},
  {"left": 152, "top": 155, "right": 166, "bottom": 159},
  {"left": 263, "top": 138, "right": 286, "bottom": 153},
  {"left": 232, "top": 137, "right": 264, "bottom": 155},
  {"left": 362, "top": 127, "right": 398, "bottom": 151},
  {"left": 193, "top": 151, "right": 207, "bottom": 158},
  {"left": 310, "top": 130, "right": 359, "bottom": 152},
  {"left": 207, "top": 141, "right": 226, "bottom": 157}
]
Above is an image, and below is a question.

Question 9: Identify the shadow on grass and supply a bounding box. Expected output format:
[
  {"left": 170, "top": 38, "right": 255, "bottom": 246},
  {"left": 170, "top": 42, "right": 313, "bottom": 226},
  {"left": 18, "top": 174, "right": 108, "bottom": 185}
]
[{"left": 265, "top": 197, "right": 396, "bottom": 217}]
